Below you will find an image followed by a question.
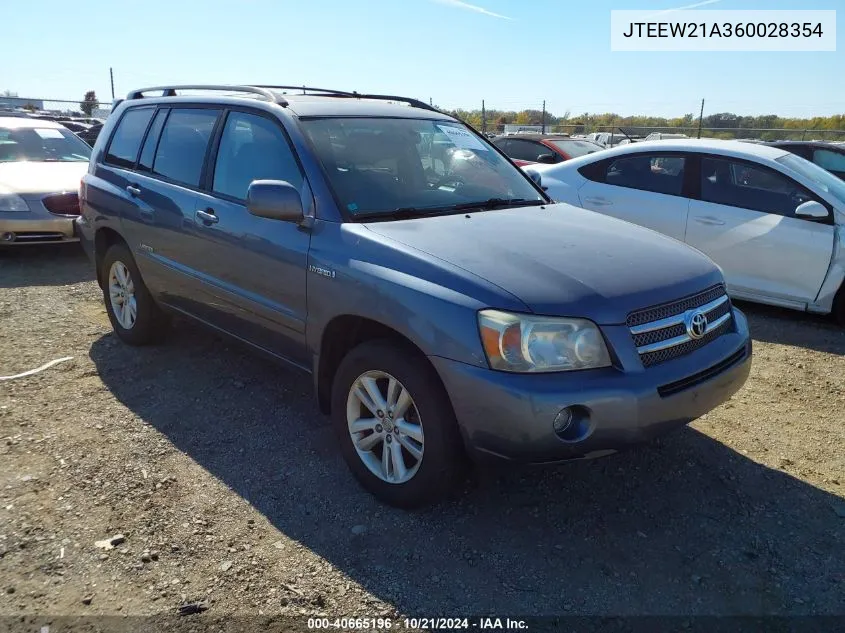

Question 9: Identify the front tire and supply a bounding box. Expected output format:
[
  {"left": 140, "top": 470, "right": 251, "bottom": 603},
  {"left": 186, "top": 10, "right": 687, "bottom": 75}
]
[
  {"left": 331, "top": 339, "right": 465, "bottom": 508},
  {"left": 101, "top": 243, "right": 169, "bottom": 345}
]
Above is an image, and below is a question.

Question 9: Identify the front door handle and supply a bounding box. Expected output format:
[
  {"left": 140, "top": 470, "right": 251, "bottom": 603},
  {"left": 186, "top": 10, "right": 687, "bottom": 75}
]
[
  {"left": 126, "top": 185, "right": 141, "bottom": 197},
  {"left": 583, "top": 197, "right": 612, "bottom": 206},
  {"left": 195, "top": 208, "right": 219, "bottom": 225},
  {"left": 693, "top": 216, "right": 725, "bottom": 226}
]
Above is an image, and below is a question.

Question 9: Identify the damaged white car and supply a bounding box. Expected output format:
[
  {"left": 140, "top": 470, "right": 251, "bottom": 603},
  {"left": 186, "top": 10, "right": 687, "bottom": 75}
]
[{"left": 527, "top": 139, "right": 845, "bottom": 325}]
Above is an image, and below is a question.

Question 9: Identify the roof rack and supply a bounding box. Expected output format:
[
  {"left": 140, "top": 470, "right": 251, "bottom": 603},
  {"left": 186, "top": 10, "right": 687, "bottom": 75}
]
[
  {"left": 126, "top": 85, "right": 288, "bottom": 106},
  {"left": 124, "top": 84, "right": 439, "bottom": 114},
  {"left": 253, "top": 85, "right": 438, "bottom": 113}
]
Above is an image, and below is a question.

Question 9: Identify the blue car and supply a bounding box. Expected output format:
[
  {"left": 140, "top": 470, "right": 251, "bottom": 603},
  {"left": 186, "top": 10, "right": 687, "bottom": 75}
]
[{"left": 77, "top": 85, "right": 751, "bottom": 507}]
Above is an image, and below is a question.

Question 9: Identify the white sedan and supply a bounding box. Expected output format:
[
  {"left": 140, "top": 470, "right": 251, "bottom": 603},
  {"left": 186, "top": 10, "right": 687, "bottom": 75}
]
[
  {"left": 525, "top": 139, "right": 845, "bottom": 324},
  {"left": 0, "top": 116, "right": 91, "bottom": 245}
]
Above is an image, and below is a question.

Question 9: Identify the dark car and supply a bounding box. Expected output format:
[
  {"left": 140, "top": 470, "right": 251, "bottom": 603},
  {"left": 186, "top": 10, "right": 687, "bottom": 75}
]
[
  {"left": 76, "top": 122, "right": 104, "bottom": 147},
  {"left": 77, "top": 84, "right": 751, "bottom": 507},
  {"left": 493, "top": 134, "right": 604, "bottom": 166},
  {"left": 58, "top": 120, "right": 91, "bottom": 134},
  {"left": 763, "top": 141, "right": 845, "bottom": 181}
]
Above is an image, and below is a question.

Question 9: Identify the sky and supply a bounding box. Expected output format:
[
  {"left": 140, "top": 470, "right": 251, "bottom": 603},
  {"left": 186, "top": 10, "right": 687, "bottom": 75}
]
[{"left": 3, "top": 0, "right": 842, "bottom": 119}]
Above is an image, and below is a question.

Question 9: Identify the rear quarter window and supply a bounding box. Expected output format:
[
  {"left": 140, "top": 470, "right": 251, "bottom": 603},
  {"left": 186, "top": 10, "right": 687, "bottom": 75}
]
[{"left": 104, "top": 107, "right": 155, "bottom": 168}]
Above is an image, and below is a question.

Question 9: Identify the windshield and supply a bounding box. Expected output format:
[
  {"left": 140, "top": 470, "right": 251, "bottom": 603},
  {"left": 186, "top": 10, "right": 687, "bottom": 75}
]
[
  {"left": 548, "top": 139, "right": 602, "bottom": 158},
  {"left": 0, "top": 126, "right": 92, "bottom": 163},
  {"left": 777, "top": 153, "right": 845, "bottom": 206},
  {"left": 299, "top": 118, "right": 545, "bottom": 218}
]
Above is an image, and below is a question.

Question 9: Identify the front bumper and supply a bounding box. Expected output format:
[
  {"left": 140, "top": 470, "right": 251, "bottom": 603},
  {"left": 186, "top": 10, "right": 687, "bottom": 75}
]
[
  {"left": 431, "top": 308, "right": 752, "bottom": 464},
  {"left": 0, "top": 201, "right": 78, "bottom": 245}
]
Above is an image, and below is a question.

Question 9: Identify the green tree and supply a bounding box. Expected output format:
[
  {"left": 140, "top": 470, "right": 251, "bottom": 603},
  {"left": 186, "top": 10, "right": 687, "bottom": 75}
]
[{"left": 81, "top": 90, "right": 99, "bottom": 116}]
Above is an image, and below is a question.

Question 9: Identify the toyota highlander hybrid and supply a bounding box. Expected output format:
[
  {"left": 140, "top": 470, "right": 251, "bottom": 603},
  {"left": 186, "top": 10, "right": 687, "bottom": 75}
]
[{"left": 77, "top": 85, "right": 752, "bottom": 507}]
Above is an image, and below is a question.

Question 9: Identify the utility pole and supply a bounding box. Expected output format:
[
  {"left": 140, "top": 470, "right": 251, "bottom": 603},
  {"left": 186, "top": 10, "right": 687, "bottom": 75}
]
[
  {"left": 482, "top": 100, "right": 486, "bottom": 134},
  {"left": 110, "top": 67, "right": 115, "bottom": 100},
  {"left": 697, "top": 98, "right": 705, "bottom": 139},
  {"left": 541, "top": 100, "right": 546, "bottom": 134},
  {"left": 429, "top": 97, "right": 433, "bottom": 106}
]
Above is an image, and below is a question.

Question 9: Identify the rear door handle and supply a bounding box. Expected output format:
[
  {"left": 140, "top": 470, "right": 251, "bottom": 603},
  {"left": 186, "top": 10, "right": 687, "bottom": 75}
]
[
  {"left": 195, "top": 208, "right": 219, "bottom": 225},
  {"left": 693, "top": 216, "right": 725, "bottom": 226},
  {"left": 126, "top": 185, "right": 141, "bottom": 197},
  {"left": 583, "top": 197, "right": 612, "bottom": 206}
]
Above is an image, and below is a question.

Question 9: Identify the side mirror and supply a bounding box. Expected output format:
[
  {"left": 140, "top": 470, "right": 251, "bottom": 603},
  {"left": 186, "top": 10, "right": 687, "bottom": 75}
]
[
  {"left": 524, "top": 169, "right": 543, "bottom": 188},
  {"left": 536, "top": 153, "right": 557, "bottom": 164},
  {"left": 246, "top": 180, "right": 304, "bottom": 222},
  {"left": 794, "top": 200, "right": 828, "bottom": 219}
]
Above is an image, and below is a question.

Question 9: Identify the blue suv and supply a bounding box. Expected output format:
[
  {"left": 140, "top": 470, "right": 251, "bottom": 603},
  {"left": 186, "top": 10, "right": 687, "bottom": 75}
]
[{"left": 78, "top": 85, "right": 752, "bottom": 507}]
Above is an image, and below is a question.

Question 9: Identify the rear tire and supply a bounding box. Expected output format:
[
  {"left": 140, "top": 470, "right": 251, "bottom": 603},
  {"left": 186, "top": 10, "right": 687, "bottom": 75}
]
[
  {"left": 101, "top": 243, "right": 169, "bottom": 345},
  {"left": 331, "top": 339, "right": 465, "bottom": 508},
  {"left": 834, "top": 284, "right": 845, "bottom": 327}
]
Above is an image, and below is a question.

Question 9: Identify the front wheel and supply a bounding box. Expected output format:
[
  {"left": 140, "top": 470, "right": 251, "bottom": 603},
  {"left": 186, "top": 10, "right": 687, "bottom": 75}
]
[{"left": 331, "top": 339, "right": 465, "bottom": 508}]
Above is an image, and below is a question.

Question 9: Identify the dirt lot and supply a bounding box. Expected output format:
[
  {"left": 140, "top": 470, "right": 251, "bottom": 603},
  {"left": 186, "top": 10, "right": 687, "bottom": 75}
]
[{"left": 1, "top": 245, "right": 843, "bottom": 629}]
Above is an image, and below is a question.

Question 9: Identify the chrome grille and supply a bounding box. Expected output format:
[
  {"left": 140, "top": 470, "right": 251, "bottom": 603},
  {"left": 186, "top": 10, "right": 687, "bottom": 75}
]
[
  {"left": 628, "top": 285, "right": 733, "bottom": 368},
  {"left": 627, "top": 285, "right": 726, "bottom": 328}
]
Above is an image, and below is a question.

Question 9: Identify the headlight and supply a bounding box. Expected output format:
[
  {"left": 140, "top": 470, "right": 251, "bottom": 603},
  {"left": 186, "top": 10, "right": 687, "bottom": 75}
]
[
  {"left": 478, "top": 309, "right": 611, "bottom": 373},
  {"left": 0, "top": 193, "right": 30, "bottom": 212}
]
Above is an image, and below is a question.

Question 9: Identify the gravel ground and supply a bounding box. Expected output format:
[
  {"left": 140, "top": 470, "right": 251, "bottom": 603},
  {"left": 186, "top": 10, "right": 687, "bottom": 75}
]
[{"left": 1, "top": 245, "right": 843, "bottom": 629}]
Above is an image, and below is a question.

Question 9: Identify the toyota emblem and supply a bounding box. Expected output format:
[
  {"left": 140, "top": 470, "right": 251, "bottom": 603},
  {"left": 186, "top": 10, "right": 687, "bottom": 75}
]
[{"left": 685, "top": 310, "right": 708, "bottom": 340}]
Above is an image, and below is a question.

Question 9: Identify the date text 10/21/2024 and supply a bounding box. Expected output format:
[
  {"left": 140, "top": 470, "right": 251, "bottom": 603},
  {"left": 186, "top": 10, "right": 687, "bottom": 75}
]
[{"left": 307, "top": 617, "right": 529, "bottom": 630}]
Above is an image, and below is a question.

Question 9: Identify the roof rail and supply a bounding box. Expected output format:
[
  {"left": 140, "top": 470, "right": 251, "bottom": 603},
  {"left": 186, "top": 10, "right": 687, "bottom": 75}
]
[
  {"left": 253, "top": 85, "right": 438, "bottom": 113},
  {"left": 126, "top": 85, "right": 288, "bottom": 106}
]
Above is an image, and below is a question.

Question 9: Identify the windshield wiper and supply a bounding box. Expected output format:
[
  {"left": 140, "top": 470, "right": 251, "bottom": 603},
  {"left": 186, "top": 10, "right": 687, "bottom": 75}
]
[
  {"left": 450, "top": 198, "right": 546, "bottom": 211},
  {"left": 352, "top": 206, "right": 452, "bottom": 222},
  {"left": 352, "top": 198, "right": 546, "bottom": 222}
]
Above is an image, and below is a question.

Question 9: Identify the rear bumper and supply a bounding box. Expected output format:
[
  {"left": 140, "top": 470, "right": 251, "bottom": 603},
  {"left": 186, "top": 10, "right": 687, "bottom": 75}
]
[
  {"left": 431, "top": 308, "right": 752, "bottom": 464},
  {"left": 75, "top": 214, "right": 96, "bottom": 263}
]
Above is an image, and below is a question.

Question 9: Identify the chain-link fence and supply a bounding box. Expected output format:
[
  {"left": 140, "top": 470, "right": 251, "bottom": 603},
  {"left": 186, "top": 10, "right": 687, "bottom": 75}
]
[
  {"left": 543, "top": 124, "right": 845, "bottom": 142},
  {"left": 0, "top": 97, "right": 112, "bottom": 121},
  {"left": 4, "top": 95, "right": 844, "bottom": 144}
]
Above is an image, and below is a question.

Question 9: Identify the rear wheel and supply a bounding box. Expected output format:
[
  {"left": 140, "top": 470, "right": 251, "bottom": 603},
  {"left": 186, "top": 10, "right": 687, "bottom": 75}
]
[
  {"left": 834, "top": 284, "right": 845, "bottom": 327},
  {"left": 101, "top": 243, "right": 169, "bottom": 345},
  {"left": 331, "top": 339, "right": 465, "bottom": 508}
]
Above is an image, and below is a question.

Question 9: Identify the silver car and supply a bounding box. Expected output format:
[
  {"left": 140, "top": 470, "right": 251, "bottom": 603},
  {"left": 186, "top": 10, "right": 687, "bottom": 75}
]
[{"left": 0, "top": 116, "right": 92, "bottom": 245}]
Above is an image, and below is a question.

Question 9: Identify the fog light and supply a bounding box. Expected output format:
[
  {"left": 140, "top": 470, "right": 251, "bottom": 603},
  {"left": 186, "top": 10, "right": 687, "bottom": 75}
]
[
  {"left": 553, "top": 407, "right": 574, "bottom": 434},
  {"left": 1, "top": 232, "right": 14, "bottom": 242}
]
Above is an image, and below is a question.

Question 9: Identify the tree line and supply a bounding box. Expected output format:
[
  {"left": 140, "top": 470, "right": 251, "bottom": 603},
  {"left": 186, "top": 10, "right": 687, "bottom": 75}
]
[{"left": 441, "top": 106, "right": 845, "bottom": 136}]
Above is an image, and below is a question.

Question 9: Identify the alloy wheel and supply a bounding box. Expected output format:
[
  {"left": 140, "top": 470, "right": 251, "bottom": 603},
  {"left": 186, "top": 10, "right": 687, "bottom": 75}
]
[{"left": 346, "top": 370, "right": 425, "bottom": 484}]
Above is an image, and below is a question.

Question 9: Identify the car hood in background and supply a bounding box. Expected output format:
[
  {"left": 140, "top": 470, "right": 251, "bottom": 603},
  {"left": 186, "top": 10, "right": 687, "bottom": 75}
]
[
  {"left": 0, "top": 161, "right": 89, "bottom": 196},
  {"left": 364, "top": 204, "right": 723, "bottom": 325}
]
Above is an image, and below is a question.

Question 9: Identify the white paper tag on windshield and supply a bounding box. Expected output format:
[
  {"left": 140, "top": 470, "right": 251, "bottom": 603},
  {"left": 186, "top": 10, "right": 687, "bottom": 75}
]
[
  {"left": 34, "top": 128, "right": 65, "bottom": 139},
  {"left": 437, "top": 125, "right": 488, "bottom": 151}
]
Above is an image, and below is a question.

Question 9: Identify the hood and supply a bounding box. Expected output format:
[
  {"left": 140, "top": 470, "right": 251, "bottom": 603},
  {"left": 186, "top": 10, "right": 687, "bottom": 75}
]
[
  {"left": 364, "top": 204, "right": 723, "bottom": 325},
  {"left": 0, "top": 162, "right": 88, "bottom": 196}
]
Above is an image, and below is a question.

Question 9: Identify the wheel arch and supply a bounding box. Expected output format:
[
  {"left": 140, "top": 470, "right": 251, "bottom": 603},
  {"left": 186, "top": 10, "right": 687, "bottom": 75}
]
[
  {"left": 315, "top": 315, "right": 445, "bottom": 416},
  {"left": 94, "top": 227, "right": 129, "bottom": 288}
]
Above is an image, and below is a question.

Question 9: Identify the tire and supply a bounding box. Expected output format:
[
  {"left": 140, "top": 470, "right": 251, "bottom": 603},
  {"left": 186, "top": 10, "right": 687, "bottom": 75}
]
[
  {"left": 834, "top": 284, "right": 845, "bottom": 327},
  {"left": 100, "top": 243, "right": 169, "bottom": 345},
  {"left": 331, "top": 339, "right": 465, "bottom": 508}
]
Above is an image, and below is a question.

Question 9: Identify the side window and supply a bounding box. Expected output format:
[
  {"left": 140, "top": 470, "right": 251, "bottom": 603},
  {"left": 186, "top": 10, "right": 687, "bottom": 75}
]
[
  {"left": 152, "top": 109, "right": 220, "bottom": 187},
  {"left": 137, "top": 109, "right": 168, "bottom": 172},
  {"left": 212, "top": 112, "right": 303, "bottom": 201},
  {"left": 507, "top": 139, "right": 548, "bottom": 162},
  {"left": 604, "top": 154, "right": 686, "bottom": 196},
  {"left": 104, "top": 107, "right": 155, "bottom": 168},
  {"left": 813, "top": 149, "right": 845, "bottom": 173},
  {"left": 700, "top": 157, "right": 815, "bottom": 217}
]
